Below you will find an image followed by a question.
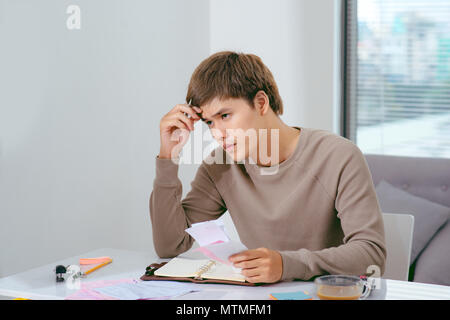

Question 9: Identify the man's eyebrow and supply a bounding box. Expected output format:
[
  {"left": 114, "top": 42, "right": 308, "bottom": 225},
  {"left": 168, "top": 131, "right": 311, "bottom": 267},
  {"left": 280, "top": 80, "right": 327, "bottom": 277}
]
[{"left": 201, "top": 107, "right": 232, "bottom": 121}]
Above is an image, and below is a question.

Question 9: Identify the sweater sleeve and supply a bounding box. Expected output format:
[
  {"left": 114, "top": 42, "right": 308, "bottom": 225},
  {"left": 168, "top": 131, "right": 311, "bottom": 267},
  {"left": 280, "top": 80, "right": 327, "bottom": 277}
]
[
  {"left": 149, "top": 156, "right": 227, "bottom": 258},
  {"left": 279, "top": 142, "right": 387, "bottom": 281}
]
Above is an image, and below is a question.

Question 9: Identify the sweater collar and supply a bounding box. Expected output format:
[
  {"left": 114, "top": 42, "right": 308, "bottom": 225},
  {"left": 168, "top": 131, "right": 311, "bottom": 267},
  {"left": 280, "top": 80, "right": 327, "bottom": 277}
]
[{"left": 243, "top": 126, "right": 307, "bottom": 175}]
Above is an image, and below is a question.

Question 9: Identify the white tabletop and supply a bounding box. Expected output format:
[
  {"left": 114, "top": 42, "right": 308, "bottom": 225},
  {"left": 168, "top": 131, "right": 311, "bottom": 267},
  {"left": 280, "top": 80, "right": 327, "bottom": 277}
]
[
  {"left": 0, "top": 248, "right": 157, "bottom": 300},
  {"left": 0, "top": 248, "right": 448, "bottom": 300}
]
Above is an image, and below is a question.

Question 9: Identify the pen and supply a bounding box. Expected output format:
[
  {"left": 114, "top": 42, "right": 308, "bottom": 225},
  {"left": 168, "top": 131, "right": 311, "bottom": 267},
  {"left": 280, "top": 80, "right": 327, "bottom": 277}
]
[
  {"left": 83, "top": 258, "right": 112, "bottom": 276},
  {"left": 184, "top": 99, "right": 203, "bottom": 121},
  {"left": 185, "top": 99, "right": 193, "bottom": 119}
]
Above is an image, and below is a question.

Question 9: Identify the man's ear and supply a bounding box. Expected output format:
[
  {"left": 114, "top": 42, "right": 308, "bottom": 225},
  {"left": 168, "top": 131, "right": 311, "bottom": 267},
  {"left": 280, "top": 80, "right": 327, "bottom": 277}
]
[{"left": 253, "top": 90, "right": 270, "bottom": 116}]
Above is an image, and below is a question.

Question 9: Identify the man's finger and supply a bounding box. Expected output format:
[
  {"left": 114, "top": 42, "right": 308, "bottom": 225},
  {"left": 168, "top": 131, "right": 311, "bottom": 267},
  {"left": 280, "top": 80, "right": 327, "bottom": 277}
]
[
  {"left": 241, "top": 267, "right": 260, "bottom": 278},
  {"left": 175, "top": 112, "right": 195, "bottom": 131},
  {"left": 245, "top": 274, "right": 264, "bottom": 284},
  {"left": 178, "top": 104, "right": 201, "bottom": 119},
  {"left": 191, "top": 106, "right": 202, "bottom": 113},
  {"left": 233, "top": 258, "right": 261, "bottom": 269},
  {"left": 229, "top": 249, "right": 262, "bottom": 263}
]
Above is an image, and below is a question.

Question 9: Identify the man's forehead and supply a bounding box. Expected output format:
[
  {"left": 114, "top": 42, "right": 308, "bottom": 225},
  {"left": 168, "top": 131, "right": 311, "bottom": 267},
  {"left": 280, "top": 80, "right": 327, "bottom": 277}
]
[
  {"left": 199, "top": 98, "right": 235, "bottom": 117},
  {"left": 201, "top": 97, "right": 231, "bottom": 109}
]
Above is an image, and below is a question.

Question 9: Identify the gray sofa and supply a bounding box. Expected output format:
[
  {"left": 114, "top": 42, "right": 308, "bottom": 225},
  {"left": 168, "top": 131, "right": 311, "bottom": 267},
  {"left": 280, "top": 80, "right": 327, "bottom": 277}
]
[{"left": 365, "top": 154, "right": 450, "bottom": 286}]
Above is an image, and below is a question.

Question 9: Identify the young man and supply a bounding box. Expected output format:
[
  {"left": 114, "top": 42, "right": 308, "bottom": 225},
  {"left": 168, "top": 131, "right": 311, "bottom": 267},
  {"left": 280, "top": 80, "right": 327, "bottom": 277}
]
[{"left": 150, "top": 51, "right": 386, "bottom": 283}]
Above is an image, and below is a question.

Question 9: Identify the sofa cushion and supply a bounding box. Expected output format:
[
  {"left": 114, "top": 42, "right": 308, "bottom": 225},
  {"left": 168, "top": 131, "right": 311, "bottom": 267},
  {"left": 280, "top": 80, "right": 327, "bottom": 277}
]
[
  {"left": 413, "top": 221, "right": 450, "bottom": 285},
  {"left": 375, "top": 180, "right": 450, "bottom": 263}
]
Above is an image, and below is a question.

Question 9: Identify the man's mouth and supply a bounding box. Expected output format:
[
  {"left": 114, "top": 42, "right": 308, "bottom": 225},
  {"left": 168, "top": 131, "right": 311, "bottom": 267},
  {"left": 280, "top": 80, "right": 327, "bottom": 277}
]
[{"left": 223, "top": 143, "right": 236, "bottom": 151}]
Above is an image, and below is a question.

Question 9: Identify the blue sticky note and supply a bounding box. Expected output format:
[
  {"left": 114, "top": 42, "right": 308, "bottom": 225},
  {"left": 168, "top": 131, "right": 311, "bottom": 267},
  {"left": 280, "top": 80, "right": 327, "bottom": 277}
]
[{"left": 270, "top": 291, "right": 312, "bottom": 300}]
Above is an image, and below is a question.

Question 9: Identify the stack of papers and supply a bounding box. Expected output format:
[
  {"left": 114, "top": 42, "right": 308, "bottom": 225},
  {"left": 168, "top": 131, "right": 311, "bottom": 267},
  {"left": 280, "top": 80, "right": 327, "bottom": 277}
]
[
  {"left": 65, "top": 278, "right": 138, "bottom": 300},
  {"left": 66, "top": 279, "right": 198, "bottom": 300},
  {"left": 185, "top": 220, "right": 247, "bottom": 266},
  {"left": 92, "top": 280, "right": 197, "bottom": 300}
]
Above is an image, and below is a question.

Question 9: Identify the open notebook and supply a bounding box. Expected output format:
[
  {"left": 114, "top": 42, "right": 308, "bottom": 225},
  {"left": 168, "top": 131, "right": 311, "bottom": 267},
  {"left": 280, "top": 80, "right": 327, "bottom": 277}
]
[
  {"left": 140, "top": 257, "right": 258, "bottom": 286},
  {"left": 155, "top": 257, "right": 245, "bottom": 282}
]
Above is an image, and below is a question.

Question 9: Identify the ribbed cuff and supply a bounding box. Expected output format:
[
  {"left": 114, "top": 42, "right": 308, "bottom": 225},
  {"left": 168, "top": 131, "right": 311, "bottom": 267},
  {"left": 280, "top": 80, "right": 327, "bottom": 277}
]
[
  {"left": 279, "top": 250, "right": 309, "bottom": 281},
  {"left": 154, "top": 156, "right": 180, "bottom": 185}
]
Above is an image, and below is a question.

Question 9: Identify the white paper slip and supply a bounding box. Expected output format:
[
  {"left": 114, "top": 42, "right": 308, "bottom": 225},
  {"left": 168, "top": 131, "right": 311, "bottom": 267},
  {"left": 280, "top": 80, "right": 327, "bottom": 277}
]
[
  {"left": 191, "top": 219, "right": 225, "bottom": 228},
  {"left": 185, "top": 220, "right": 230, "bottom": 246}
]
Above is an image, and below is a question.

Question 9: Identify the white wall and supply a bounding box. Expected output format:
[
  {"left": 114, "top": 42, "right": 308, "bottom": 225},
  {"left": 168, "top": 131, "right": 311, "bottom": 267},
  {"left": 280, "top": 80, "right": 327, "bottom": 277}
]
[
  {"left": 210, "top": 0, "right": 340, "bottom": 133},
  {"left": 0, "top": 0, "right": 340, "bottom": 277},
  {"left": 0, "top": 0, "right": 210, "bottom": 277}
]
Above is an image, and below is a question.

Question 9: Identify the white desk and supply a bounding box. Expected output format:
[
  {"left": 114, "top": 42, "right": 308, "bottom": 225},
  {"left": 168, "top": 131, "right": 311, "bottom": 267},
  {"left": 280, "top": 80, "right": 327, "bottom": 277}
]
[{"left": 0, "top": 248, "right": 449, "bottom": 300}]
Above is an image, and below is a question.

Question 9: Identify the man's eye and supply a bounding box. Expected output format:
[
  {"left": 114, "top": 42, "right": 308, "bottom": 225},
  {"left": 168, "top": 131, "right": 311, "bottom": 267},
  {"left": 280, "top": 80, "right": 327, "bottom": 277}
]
[
  {"left": 221, "top": 114, "right": 230, "bottom": 120},
  {"left": 206, "top": 120, "right": 213, "bottom": 126}
]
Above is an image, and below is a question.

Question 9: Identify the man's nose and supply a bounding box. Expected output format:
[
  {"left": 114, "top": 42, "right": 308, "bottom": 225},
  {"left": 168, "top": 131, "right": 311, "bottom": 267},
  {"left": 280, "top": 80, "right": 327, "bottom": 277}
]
[{"left": 210, "top": 126, "right": 226, "bottom": 141}]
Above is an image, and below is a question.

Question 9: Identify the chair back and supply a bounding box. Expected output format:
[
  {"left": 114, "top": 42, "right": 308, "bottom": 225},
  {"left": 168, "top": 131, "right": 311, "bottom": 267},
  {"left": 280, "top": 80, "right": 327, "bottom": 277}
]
[{"left": 382, "top": 213, "right": 414, "bottom": 281}]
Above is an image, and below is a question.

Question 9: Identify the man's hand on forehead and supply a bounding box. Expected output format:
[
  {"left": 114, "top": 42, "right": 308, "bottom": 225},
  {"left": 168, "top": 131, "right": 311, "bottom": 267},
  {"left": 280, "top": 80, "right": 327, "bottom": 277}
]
[
  {"left": 189, "top": 105, "right": 203, "bottom": 120},
  {"left": 183, "top": 101, "right": 202, "bottom": 120}
]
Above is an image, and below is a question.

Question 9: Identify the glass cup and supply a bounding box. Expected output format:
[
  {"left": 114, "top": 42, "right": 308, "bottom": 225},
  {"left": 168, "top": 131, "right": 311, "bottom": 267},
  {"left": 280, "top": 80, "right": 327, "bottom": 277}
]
[{"left": 314, "top": 275, "right": 371, "bottom": 300}]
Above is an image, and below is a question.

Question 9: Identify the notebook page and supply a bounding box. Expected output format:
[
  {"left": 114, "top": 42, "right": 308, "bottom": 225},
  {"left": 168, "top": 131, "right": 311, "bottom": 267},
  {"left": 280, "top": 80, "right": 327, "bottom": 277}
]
[
  {"left": 202, "top": 262, "right": 246, "bottom": 282},
  {"left": 154, "top": 257, "right": 211, "bottom": 278}
]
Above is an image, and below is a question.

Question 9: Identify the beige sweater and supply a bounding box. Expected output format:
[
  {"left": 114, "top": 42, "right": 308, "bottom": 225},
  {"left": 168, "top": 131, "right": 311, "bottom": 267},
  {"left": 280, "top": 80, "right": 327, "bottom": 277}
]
[{"left": 149, "top": 127, "right": 386, "bottom": 280}]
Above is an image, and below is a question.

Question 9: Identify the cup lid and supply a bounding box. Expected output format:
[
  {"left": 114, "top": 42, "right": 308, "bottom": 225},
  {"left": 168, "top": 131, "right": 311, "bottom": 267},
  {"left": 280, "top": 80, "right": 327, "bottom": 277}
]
[{"left": 314, "top": 275, "right": 362, "bottom": 286}]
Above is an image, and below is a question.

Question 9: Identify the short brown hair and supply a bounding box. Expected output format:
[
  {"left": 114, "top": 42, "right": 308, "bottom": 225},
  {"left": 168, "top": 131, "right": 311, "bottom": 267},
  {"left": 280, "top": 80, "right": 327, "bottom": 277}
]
[{"left": 186, "top": 51, "right": 283, "bottom": 115}]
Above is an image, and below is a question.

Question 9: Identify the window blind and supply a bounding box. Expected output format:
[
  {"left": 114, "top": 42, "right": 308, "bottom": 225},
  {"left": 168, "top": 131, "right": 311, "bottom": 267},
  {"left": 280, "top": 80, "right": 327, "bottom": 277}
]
[{"left": 344, "top": 0, "right": 450, "bottom": 159}]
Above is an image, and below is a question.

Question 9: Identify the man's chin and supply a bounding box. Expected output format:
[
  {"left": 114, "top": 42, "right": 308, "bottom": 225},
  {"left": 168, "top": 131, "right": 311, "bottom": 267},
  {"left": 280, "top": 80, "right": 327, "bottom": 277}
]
[
  {"left": 222, "top": 146, "right": 250, "bottom": 164},
  {"left": 229, "top": 153, "right": 249, "bottom": 164},
  {"left": 223, "top": 149, "right": 241, "bottom": 163}
]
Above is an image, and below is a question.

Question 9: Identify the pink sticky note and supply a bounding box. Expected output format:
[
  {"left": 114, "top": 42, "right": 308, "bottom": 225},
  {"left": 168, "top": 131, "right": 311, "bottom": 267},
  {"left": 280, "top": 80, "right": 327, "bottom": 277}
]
[
  {"left": 194, "top": 241, "right": 248, "bottom": 266},
  {"left": 195, "top": 245, "right": 229, "bottom": 265}
]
